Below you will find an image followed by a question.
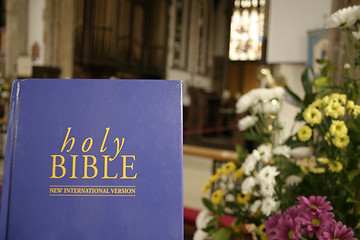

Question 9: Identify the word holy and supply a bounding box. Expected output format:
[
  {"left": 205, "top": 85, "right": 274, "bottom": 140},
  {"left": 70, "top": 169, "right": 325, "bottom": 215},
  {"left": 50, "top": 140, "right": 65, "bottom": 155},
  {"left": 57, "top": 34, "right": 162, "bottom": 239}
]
[{"left": 50, "top": 127, "right": 137, "bottom": 179}]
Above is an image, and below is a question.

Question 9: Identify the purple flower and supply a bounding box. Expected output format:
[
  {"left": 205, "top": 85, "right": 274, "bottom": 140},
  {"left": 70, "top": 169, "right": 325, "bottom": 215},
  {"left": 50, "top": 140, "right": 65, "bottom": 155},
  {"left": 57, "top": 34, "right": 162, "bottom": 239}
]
[
  {"left": 265, "top": 210, "right": 282, "bottom": 239},
  {"left": 273, "top": 216, "right": 302, "bottom": 240},
  {"left": 283, "top": 205, "right": 301, "bottom": 219},
  {"left": 318, "top": 221, "right": 356, "bottom": 240},
  {"left": 299, "top": 211, "right": 335, "bottom": 238},
  {"left": 297, "top": 196, "right": 333, "bottom": 214}
]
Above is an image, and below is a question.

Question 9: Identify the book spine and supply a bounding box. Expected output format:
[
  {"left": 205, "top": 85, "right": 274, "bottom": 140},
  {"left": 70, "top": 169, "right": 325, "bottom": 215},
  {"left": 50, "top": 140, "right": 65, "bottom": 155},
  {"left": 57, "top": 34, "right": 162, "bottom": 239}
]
[{"left": 0, "top": 79, "right": 22, "bottom": 240}]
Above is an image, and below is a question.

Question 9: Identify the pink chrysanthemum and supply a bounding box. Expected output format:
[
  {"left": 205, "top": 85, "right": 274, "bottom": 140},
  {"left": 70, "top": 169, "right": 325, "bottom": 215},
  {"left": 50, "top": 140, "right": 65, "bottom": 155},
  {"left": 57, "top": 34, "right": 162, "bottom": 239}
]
[
  {"left": 299, "top": 211, "right": 335, "bottom": 238},
  {"left": 283, "top": 205, "right": 301, "bottom": 219},
  {"left": 297, "top": 196, "right": 333, "bottom": 214},
  {"left": 318, "top": 221, "right": 356, "bottom": 240},
  {"left": 273, "top": 216, "right": 302, "bottom": 240},
  {"left": 265, "top": 210, "right": 282, "bottom": 239}
]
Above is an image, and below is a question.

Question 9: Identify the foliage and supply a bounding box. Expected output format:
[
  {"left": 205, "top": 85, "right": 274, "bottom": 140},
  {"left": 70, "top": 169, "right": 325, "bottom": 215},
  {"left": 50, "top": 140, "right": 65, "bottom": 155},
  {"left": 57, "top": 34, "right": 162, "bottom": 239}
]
[{"left": 194, "top": 5, "right": 360, "bottom": 240}]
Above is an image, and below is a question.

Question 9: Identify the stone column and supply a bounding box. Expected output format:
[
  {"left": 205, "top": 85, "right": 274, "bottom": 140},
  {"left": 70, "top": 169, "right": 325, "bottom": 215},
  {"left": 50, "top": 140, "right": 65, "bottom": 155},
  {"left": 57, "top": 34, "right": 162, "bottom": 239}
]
[
  {"left": 44, "top": 0, "right": 74, "bottom": 78},
  {"left": 6, "top": 0, "right": 28, "bottom": 79}
]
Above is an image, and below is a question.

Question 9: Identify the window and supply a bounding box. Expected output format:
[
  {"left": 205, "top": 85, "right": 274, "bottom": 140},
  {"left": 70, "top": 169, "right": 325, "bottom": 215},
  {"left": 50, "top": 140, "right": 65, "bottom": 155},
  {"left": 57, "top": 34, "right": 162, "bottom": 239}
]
[
  {"left": 173, "top": 0, "right": 190, "bottom": 69},
  {"left": 229, "top": 0, "right": 266, "bottom": 61}
]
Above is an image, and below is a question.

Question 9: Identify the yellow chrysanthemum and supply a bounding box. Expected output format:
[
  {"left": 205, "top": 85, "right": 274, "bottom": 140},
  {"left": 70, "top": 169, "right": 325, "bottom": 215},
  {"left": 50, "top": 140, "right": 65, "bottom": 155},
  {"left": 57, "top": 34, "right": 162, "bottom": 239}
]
[
  {"left": 222, "top": 161, "right": 237, "bottom": 174},
  {"left": 236, "top": 192, "right": 251, "bottom": 204},
  {"left": 329, "top": 120, "right": 348, "bottom": 137},
  {"left": 211, "top": 189, "right": 223, "bottom": 205},
  {"left": 339, "top": 94, "right": 347, "bottom": 104},
  {"left": 253, "top": 210, "right": 262, "bottom": 218},
  {"left": 346, "top": 100, "right": 355, "bottom": 110},
  {"left": 303, "top": 107, "right": 322, "bottom": 126},
  {"left": 325, "top": 132, "right": 332, "bottom": 145},
  {"left": 317, "top": 157, "right": 330, "bottom": 164},
  {"left": 309, "top": 98, "right": 323, "bottom": 109},
  {"left": 202, "top": 180, "right": 211, "bottom": 193},
  {"left": 328, "top": 161, "right": 343, "bottom": 172},
  {"left": 297, "top": 125, "right": 312, "bottom": 142},
  {"left": 260, "top": 233, "right": 269, "bottom": 240},
  {"left": 258, "top": 224, "right": 265, "bottom": 231},
  {"left": 231, "top": 220, "right": 243, "bottom": 233},
  {"left": 330, "top": 93, "right": 347, "bottom": 105},
  {"left": 325, "top": 101, "right": 345, "bottom": 119},
  {"left": 299, "top": 165, "right": 309, "bottom": 174},
  {"left": 332, "top": 134, "right": 350, "bottom": 149},
  {"left": 210, "top": 168, "right": 222, "bottom": 182},
  {"left": 234, "top": 168, "right": 245, "bottom": 180},
  {"left": 309, "top": 166, "right": 326, "bottom": 174},
  {"left": 322, "top": 95, "right": 330, "bottom": 105},
  {"left": 353, "top": 105, "right": 360, "bottom": 118}
]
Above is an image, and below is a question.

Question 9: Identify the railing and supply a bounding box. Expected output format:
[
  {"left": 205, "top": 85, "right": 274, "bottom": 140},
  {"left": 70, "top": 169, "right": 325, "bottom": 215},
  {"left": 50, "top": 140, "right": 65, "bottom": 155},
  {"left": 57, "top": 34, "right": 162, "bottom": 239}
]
[{"left": 183, "top": 144, "right": 237, "bottom": 162}]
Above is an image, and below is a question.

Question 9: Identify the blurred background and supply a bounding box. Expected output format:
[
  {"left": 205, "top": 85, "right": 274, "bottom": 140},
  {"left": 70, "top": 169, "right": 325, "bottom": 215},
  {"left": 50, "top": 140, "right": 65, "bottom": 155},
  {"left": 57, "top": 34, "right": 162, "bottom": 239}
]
[{"left": 0, "top": 0, "right": 358, "bottom": 238}]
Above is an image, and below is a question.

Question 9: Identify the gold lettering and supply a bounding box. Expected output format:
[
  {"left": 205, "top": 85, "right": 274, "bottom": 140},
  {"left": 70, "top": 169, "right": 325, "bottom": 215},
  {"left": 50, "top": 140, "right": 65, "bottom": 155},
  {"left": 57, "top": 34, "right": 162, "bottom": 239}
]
[
  {"left": 81, "top": 137, "right": 93, "bottom": 152},
  {"left": 49, "top": 188, "right": 63, "bottom": 193},
  {"left": 70, "top": 155, "right": 78, "bottom": 179},
  {"left": 102, "top": 155, "right": 118, "bottom": 179},
  {"left": 83, "top": 155, "right": 98, "bottom": 179},
  {"left": 60, "top": 127, "right": 75, "bottom": 152},
  {"left": 100, "top": 127, "right": 110, "bottom": 152},
  {"left": 120, "top": 155, "right": 137, "bottom": 179},
  {"left": 110, "top": 138, "right": 125, "bottom": 160},
  {"left": 50, "top": 155, "right": 66, "bottom": 178}
]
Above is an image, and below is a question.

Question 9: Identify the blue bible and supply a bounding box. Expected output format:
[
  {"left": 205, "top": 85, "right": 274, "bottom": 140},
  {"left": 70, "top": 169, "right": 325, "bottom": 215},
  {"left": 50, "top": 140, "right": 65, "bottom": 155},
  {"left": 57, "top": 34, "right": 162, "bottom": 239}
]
[{"left": 0, "top": 79, "right": 183, "bottom": 239}]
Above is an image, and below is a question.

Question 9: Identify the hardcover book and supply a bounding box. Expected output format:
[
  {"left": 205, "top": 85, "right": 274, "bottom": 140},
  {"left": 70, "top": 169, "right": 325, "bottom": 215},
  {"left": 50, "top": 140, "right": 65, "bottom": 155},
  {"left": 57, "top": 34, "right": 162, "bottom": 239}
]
[{"left": 0, "top": 79, "right": 183, "bottom": 239}]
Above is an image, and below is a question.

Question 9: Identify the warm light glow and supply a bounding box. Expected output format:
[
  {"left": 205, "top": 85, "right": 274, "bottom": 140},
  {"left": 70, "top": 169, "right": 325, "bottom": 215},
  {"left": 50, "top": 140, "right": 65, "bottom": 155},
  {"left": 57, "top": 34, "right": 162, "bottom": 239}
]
[{"left": 229, "top": 0, "right": 265, "bottom": 61}]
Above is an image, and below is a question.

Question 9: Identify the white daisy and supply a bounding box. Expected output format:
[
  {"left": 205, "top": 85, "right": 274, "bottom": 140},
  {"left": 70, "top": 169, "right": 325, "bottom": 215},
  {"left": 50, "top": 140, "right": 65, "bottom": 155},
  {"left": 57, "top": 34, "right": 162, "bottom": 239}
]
[
  {"left": 241, "top": 150, "right": 261, "bottom": 175},
  {"left": 325, "top": 5, "right": 360, "bottom": 28},
  {"left": 256, "top": 165, "right": 279, "bottom": 185},
  {"left": 238, "top": 115, "right": 258, "bottom": 131},
  {"left": 273, "top": 145, "right": 291, "bottom": 158},
  {"left": 195, "top": 209, "right": 212, "bottom": 229},
  {"left": 241, "top": 176, "right": 256, "bottom": 194},
  {"left": 250, "top": 200, "right": 262, "bottom": 214},
  {"left": 193, "top": 229, "right": 210, "bottom": 240},
  {"left": 352, "top": 31, "right": 360, "bottom": 40},
  {"left": 289, "top": 146, "right": 312, "bottom": 158},
  {"left": 260, "top": 182, "right": 276, "bottom": 197},
  {"left": 285, "top": 175, "right": 303, "bottom": 186},
  {"left": 236, "top": 93, "right": 255, "bottom": 114},
  {"left": 257, "top": 144, "right": 272, "bottom": 163},
  {"left": 261, "top": 197, "right": 279, "bottom": 216},
  {"left": 252, "top": 101, "right": 280, "bottom": 115}
]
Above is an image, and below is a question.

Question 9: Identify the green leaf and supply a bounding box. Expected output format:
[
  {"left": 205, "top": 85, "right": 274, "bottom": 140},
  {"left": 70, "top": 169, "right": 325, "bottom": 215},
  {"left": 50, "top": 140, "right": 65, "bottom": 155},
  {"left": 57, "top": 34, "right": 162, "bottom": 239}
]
[
  {"left": 202, "top": 198, "right": 216, "bottom": 214},
  {"left": 313, "top": 76, "right": 331, "bottom": 88},
  {"left": 301, "top": 66, "right": 315, "bottom": 96},
  {"left": 316, "top": 58, "right": 328, "bottom": 64},
  {"left": 346, "top": 197, "right": 360, "bottom": 204},
  {"left": 207, "top": 218, "right": 218, "bottom": 227},
  {"left": 214, "top": 228, "right": 232, "bottom": 240},
  {"left": 202, "top": 225, "right": 216, "bottom": 233},
  {"left": 217, "top": 203, "right": 225, "bottom": 216},
  {"left": 284, "top": 85, "right": 304, "bottom": 108},
  {"left": 285, "top": 135, "right": 308, "bottom": 148},
  {"left": 238, "top": 131, "right": 263, "bottom": 142},
  {"left": 348, "top": 169, "right": 360, "bottom": 183},
  {"left": 236, "top": 145, "right": 247, "bottom": 162}
]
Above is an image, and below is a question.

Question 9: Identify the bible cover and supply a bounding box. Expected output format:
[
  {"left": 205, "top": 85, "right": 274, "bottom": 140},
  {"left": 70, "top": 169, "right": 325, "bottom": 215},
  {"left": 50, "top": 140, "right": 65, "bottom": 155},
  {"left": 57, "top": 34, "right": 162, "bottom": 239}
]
[{"left": 0, "top": 79, "right": 183, "bottom": 239}]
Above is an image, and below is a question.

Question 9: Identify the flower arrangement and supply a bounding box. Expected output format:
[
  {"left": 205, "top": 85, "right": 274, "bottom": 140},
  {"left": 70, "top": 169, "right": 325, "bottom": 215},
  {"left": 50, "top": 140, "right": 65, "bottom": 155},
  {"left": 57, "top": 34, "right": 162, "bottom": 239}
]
[
  {"left": 194, "top": 4, "right": 360, "bottom": 240},
  {"left": 283, "top": 4, "right": 360, "bottom": 228},
  {"left": 265, "top": 196, "right": 356, "bottom": 240},
  {"left": 196, "top": 87, "right": 289, "bottom": 239}
]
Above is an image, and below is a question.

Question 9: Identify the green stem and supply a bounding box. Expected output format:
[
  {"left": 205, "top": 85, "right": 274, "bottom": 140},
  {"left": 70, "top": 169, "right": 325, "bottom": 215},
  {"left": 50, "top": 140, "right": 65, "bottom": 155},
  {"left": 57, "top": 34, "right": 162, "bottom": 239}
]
[
  {"left": 258, "top": 112, "right": 273, "bottom": 144},
  {"left": 344, "top": 28, "right": 356, "bottom": 78}
]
